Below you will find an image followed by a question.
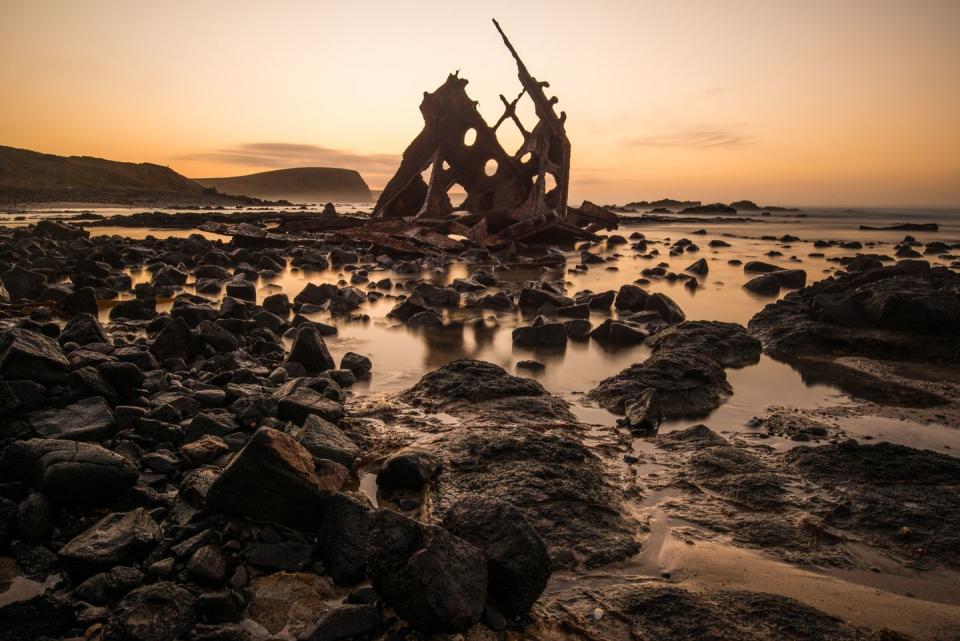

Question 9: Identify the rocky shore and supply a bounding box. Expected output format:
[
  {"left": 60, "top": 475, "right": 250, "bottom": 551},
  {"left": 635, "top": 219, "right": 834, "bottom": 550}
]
[{"left": 1, "top": 218, "right": 959, "bottom": 640}]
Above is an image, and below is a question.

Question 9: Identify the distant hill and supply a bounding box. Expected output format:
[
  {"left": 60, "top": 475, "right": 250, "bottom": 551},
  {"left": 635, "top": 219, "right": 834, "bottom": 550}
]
[
  {"left": 0, "top": 145, "right": 258, "bottom": 205},
  {"left": 195, "top": 167, "right": 373, "bottom": 202}
]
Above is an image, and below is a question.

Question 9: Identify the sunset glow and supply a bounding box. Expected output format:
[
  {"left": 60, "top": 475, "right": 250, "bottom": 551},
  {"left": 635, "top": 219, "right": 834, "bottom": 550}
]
[{"left": 2, "top": 0, "right": 957, "bottom": 206}]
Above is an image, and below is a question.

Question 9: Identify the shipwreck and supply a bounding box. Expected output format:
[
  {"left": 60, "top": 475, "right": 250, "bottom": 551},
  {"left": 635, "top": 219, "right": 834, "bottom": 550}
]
[{"left": 204, "top": 19, "right": 617, "bottom": 253}]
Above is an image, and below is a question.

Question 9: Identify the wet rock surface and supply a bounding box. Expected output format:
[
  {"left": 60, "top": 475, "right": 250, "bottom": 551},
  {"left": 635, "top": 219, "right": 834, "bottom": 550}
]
[{"left": 0, "top": 217, "right": 958, "bottom": 640}]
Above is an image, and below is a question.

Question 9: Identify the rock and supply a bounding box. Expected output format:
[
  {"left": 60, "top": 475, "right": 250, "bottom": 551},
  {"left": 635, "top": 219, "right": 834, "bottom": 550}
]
[
  {"left": 295, "top": 282, "right": 339, "bottom": 306},
  {"left": 1, "top": 265, "right": 47, "bottom": 301},
  {"left": 563, "top": 318, "right": 593, "bottom": 339},
  {"left": 295, "top": 414, "right": 360, "bottom": 467},
  {"left": 685, "top": 258, "right": 709, "bottom": 276},
  {"left": 517, "top": 359, "right": 545, "bottom": 371},
  {"left": 180, "top": 435, "right": 230, "bottom": 465},
  {"left": 247, "top": 541, "right": 312, "bottom": 571},
  {"left": 428, "top": 427, "right": 638, "bottom": 571},
  {"left": 749, "top": 260, "right": 960, "bottom": 361},
  {"left": 263, "top": 292, "right": 291, "bottom": 317},
  {"left": 197, "top": 320, "right": 239, "bottom": 352},
  {"left": 186, "top": 545, "right": 230, "bottom": 585},
  {"left": 744, "top": 273, "right": 781, "bottom": 296},
  {"left": 770, "top": 268, "right": 807, "bottom": 289},
  {"left": 320, "top": 492, "right": 373, "bottom": 585},
  {"left": 59, "top": 312, "right": 109, "bottom": 346},
  {"left": 247, "top": 572, "right": 335, "bottom": 637},
  {"left": 59, "top": 508, "right": 162, "bottom": 578},
  {"left": 0, "top": 594, "right": 74, "bottom": 641},
  {"left": 366, "top": 509, "right": 487, "bottom": 633},
  {"left": 61, "top": 285, "right": 99, "bottom": 316},
  {"left": 623, "top": 388, "right": 663, "bottom": 432},
  {"left": 224, "top": 277, "right": 256, "bottom": 301},
  {"left": 16, "top": 492, "right": 54, "bottom": 540},
  {"left": 378, "top": 447, "right": 442, "bottom": 490},
  {"left": 518, "top": 287, "right": 573, "bottom": 310},
  {"left": 0, "top": 328, "right": 70, "bottom": 383},
  {"left": 26, "top": 395, "right": 115, "bottom": 440},
  {"left": 589, "top": 349, "right": 731, "bottom": 418},
  {"left": 152, "top": 265, "right": 188, "bottom": 287},
  {"left": 647, "top": 321, "right": 762, "bottom": 368},
  {"left": 443, "top": 496, "right": 550, "bottom": 616},
  {"left": 74, "top": 566, "right": 144, "bottom": 606},
  {"left": 0, "top": 438, "right": 138, "bottom": 506},
  {"left": 401, "top": 359, "right": 546, "bottom": 406},
  {"left": 277, "top": 387, "right": 345, "bottom": 424},
  {"left": 108, "top": 582, "right": 197, "bottom": 641},
  {"left": 340, "top": 351, "right": 372, "bottom": 378},
  {"left": 540, "top": 583, "right": 890, "bottom": 641},
  {"left": 206, "top": 427, "right": 346, "bottom": 529},
  {"left": 644, "top": 292, "right": 685, "bottom": 324},
  {"left": 614, "top": 284, "right": 649, "bottom": 311},
  {"left": 387, "top": 299, "right": 428, "bottom": 322},
  {"left": 110, "top": 298, "right": 157, "bottom": 320},
  {"left": 590, "top": 318, "right": 648, "bottom": 345},
  {"left": 744, "top": 261, "right": 783, "bottom": 273},
  {"left": 512, "top": 316, "right": 568, "bottom": 349},
  {"left": 304, "top": 604, "right": 383, "bottom": 641},
  {"left": 149, "top": 316, "right": 199, "bottom": 364},
  {"left": 557, "top": 303, "right": 590, "bottom": 318},
  {"left": 36, "top": 218, "right": 88, "bottom": 239},
  {"left": 286, "top": 326, "right": 335, "bottom": 374}
]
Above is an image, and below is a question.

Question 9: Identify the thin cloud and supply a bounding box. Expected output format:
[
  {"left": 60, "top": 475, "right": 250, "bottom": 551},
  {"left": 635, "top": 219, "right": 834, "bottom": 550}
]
[
  {"left": 626, "top": 128, "right": 752, "bottom": 149},
  {"left": 180, "top": 142, "right": 400, "bottom": 178}
]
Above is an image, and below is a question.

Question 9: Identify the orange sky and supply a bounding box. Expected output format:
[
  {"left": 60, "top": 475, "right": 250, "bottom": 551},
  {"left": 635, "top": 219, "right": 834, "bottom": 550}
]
[{"left": 1, "top": 0, "right": 958, "bottom": 206}]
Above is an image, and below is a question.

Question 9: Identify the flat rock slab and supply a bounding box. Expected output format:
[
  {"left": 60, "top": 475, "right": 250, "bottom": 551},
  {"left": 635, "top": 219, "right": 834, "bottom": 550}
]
[{"left": 26, "top": 396, "right": 115, "bottom": 441}]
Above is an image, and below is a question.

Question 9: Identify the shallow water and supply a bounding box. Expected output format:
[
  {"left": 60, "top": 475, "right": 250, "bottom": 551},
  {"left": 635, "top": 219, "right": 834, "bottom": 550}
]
[{"left": 71, "top": 206, "right": 957, "bottom": 440}]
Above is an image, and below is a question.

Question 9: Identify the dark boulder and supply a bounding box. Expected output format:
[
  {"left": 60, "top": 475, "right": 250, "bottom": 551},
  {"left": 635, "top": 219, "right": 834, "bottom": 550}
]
[
  {"left": 320, "top": 492, "right": 373, "bottom": 585},
  {"left": 647, "top": 321, "right": 762, "bottom": 368},
  {"left": 644, "top": 292, "right": 685, "bottom": 324},
  {"left": 613, "top": 284, "right": 648, "bottom": 312},
  {"left": 59, "top": 312, "right": 109, "bottom": 346},
  {"left": 1, "top": 265, "right": 47, "bottom": 301},
  {"left": 26, "top": 395, "right": 115, "bottom": 441},
  {"left": 589, "top": 349, "right": 731, "bottom": 418},
  {"left": 512, "top": 316, "right": 568, "bottom": 349},
  {"left": 340, "top": 351, "right": 372, "bottom": 378},
  {"left": 61, "top": 285, "right": 99, "bottom": 316},
  {"left": 0, "top": 438, "right": 138, "bottom": 506},
  {"left": 366, "top": 509, "right": 487, "bottom": 633},
  {"left": 58, "top": 508, "right": 162, "bottom": 578},
  {"left": 286, "top": 326, "right": 335, "bottom": 374},
  {"left": 108, "top": 582, "right": 197, "bottom": 641},
  {"left": 443, "top": 496, "right": 550, "bottom": 616},
  {"left": 377, "top": 447, "right": 442, "bottom": 491},
  {"left": 0, "top": 328, "right": 70, "bottom": 384},
  {"left": 0, "top": 594, "right": 74, "bottom": 641},
  {"left": 206, "top": 427, "right": 346, "bottom": 530},
  {"left": 295, "top": 414, "right": 360, "bottom": 467},
  {"left": 303, "top": 604, "right": 382, "bottom": 641},
  {"left": 276, "top": 387, "right": 345, "bottom": 424}
]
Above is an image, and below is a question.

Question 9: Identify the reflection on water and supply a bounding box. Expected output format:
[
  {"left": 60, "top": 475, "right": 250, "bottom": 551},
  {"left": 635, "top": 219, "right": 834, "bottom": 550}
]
[{"left": 70, "top": 210, "right": 960, "bottom": 428}]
